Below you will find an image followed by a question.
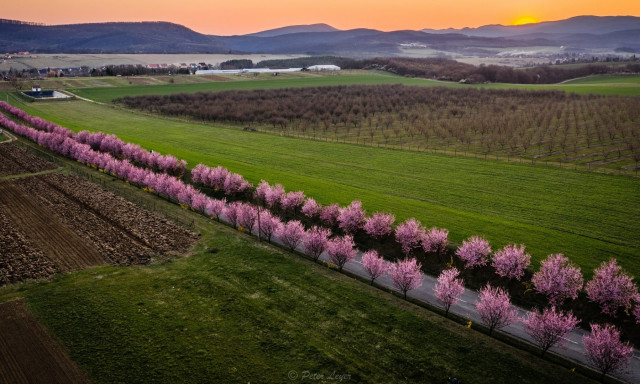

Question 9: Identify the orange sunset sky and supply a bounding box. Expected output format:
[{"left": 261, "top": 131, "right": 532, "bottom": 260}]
[{"left": 3, "top": 0, "right": 639, "bottom": 35}]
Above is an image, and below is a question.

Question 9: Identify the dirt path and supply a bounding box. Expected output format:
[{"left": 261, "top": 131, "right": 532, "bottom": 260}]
[
  {"left": 0, "top": 130, "right": 17, "bottom": 143},
  {"left": 0, "top": 300, "right": 91, "bottom": 384},
  {"left": 0, "top": 180, "right": 104, "bottom": 270}
]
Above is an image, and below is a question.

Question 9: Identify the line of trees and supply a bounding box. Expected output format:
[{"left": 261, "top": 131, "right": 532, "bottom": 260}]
[
  {"left": 1, "top": 103, "right": 638, "bottom": 379},
  {"left": 0, "top": 102, "right": 188, "bottom": 175},
  {"left": 339, "top": 57, "right": 640, "bottom": 84}
]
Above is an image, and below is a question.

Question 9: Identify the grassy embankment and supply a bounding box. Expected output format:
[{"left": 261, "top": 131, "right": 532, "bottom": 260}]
[
  {"left": 0, "top": 161, "right": 598, "bottom": 383},
  {"left": 6, "top": 94, "right": 639, "bottom": 279}
]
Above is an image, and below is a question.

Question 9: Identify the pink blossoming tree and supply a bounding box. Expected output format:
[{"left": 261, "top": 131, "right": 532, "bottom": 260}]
[
  {"left": 320, "top": 203, "right": 341, "bottom": 227},
  {"left": 223, "top": 202, "right": 241, "bottom": 229},
  {"left": 205, "top": 198, "right": 226, "bottom": 221},
  {"left": 435, "top": 268, "right": 465, "bottom": 316},
  {"left": 475, "top": 284, "right": 518, "bottom": 336},
  {"left": 254, "top": 180, "right": 271, "bottom": 202},
  {"left": 583, "top": 323, "right": 634, "bottom": 381},
  {"left": 302, "top": 226, "right": 331, "bottom": 261},
  {"left": 265, "top": 183, "right": 285, "bottom": 208},
  {"left": 394, "top": 218, "right": 426, "bottom": 256},
  {"left": 455, "top": 236, "right": 491, "bottom": 269},
  {"left": 423, "top": 227, "right": 449, "bottom": 257},
  {"left": 237, "top": 203, "right": 258, "bottom": 234},
  {"left": 281, "top": 191, "right": 305, "bottom": 211},
  {"left": 301, "top": 198, "right": 322, "bottom": 218},
  {"left": 276, "top": 220, "right": 306, "bottom": 252},
  {"left": 532, "top": 253, "right": 583, "bottom": 306},
  {"left": 522, "top": 306, "right": 579, "bottom": 357},
  {"left": 492, "top": 244, "right": 531, "bottom": 281},
  {"left": 327, "top": 235, "right": 357, "bottom": 272},
  {"left": 361, "top": 250, "right": 389, "bottom": 285},
  {"left": 586, "top": 259, "right": 638, "bottom": 316},
  {"left": 390, "top": 257, "right": 423, "bottom": 300},
  {"left": 363, "top": 212, "right": 395, "bottom": 239},
  {"left": 258, "top": 210, "right": 281, "bottom": 243},
  {"left": 337, "top": 200, "right": 366, "bottom": 234}
]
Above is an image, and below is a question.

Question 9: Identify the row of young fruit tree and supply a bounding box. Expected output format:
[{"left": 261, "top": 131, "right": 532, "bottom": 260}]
[
  {"left": 0, "top": 101, "right": 636, "bottom": 380},
  {"left": 116, "top": 85, "right": 640, "bottom": 173}
]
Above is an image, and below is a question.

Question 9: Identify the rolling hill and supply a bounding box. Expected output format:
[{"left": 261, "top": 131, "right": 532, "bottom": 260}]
[
  {"left": 246, "top": 23, "right": 340, "bottom": 37},
  {"left": 0, "top": 20, "right": 229, "bottom": 53},
  {"left": 1, "top": 16, "right": 638, "bottom": 55}
]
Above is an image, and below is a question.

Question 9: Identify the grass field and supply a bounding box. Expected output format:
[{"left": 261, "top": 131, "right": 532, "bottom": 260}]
[
  {"left": 563, "top": 75, "right": 640, "bottom": 85},
  {"left": 63, "top": 72, "right": 640, "bottom": 102},
  {"left": 0, "top": 192, "right": 598, "bottom": 383},
  {"left": 6, "top": 95, "right": 639, "bottom": 279},
  {"left": 4, "top": 71, "right": 637, "bottom": 99},
  {"left": 66, "top": 72, "right": 448, "bottom": 102}
]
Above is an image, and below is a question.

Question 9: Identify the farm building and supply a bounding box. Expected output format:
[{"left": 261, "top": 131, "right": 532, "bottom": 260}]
[{"left": 306, "top": 65, "right": 340, "bottom": 71}]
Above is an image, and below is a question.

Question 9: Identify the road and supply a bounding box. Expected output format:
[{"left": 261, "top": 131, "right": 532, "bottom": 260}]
[{"left": 237, "top": 220, "right": 640, "bottom": 384}]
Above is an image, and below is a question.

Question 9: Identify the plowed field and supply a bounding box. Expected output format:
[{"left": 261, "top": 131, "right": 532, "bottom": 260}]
[
  {"left": 0, "top": 300, "right": 91, "bottom": 384},
  {"left": 0, "top": 180, "right": 104, "bottom": 270},
  {"left": 1, "top": 162, "right": 198, "bottom": 286},
  {"left": 0, "top": 143, "right": 57, "bottom": 176}
]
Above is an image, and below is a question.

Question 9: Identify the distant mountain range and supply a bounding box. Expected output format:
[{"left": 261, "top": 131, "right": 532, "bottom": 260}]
[
  {"left": 1, "top": 16, "right": 638, "bottom": 56},
  {"left": 422, "top": 16, "right": 640, "bottom": 37}
]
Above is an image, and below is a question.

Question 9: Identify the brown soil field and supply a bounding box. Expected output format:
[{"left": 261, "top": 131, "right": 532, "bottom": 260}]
[
  {"left": 0, "top": 143, "right": 57, "bottom": 176},
  {"left": 0, "top": 171, "right": 199, "bottom": 286},
  {"left": 23, "top": 173, "right": 198, "bottom": 255},
  {"left": 0, "top": 180, "right": 104, "bottom": 271},
  {"left": 0, "top": 209, "right": 58, "bottom": 285},
  {"left": 0, "top": 300, "right": 91, "bottom": 384},
  {"left": 0, "top": 142, "right": 198, "bottom": 286},
  {"left": 0, "top": 140, "right": 198, "bottom": 286},
  {"left": 199, "top": 74, "right": 232, "bottom": 82},
  {"left": 11, "top": 174, "right": 198, "bottom": 265}
]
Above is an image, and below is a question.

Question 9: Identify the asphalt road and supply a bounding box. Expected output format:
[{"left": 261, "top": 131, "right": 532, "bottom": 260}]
[{"left": 244, "top": 221, "right": 640, "bottom": 384}]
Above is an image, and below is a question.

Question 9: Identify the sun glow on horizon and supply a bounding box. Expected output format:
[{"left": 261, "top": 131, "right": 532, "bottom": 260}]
[{"left": 511, "top": 16, "right": 540, "bottom": 25}]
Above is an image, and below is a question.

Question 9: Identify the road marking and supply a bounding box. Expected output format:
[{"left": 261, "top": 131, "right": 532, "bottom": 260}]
[{"left": 560, "top": 336, "right": 578, "bottom": 345}]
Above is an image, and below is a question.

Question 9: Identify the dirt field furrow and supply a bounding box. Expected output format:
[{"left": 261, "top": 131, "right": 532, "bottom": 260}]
[
  {"left": 0, "top": 335, "right": 30, "bottom": 384},
  {"left": 1, "top": 151, "right": 197, "bottom": 285},
  {"left": 0, "top": 143, "right": 57, "bottom": 176},
  {"left": 0, "top": 151, "right": 27, "bottom": 175},
  {"left": 13, "top": 175, "right": 155, "bottom": 265},
  {"left": 0, "top": 209, "right": 58, "bottom": 286},
  {"left": 0, "top": 180, "right": 104, "bottom": 270},
  {"left": 0, "top": 300, "right": 91, "bottom": 384}
]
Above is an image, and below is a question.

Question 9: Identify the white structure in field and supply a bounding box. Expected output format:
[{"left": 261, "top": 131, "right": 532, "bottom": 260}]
[
  {"left": 195, "top": 65, "right": 340, "bottom": 75},
  {"left": 306, "top": 65, "right": 341, "bottom": 71},
  {"left": 195, "top": 68, "right": 302, "bottom": 75}
]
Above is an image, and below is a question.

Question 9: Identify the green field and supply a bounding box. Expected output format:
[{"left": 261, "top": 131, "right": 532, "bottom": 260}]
[
  {"left": 68, "top": 72, "right": 447, "bottom": 102},
  {"left": 6, "top": 94, "right": 640, "bottom": 279},
  {"left": 563, "top": 75, "right": 640, "bottom": 85},
  {"left": 61, "top": 72, "right": 640, "bottom": 102},
  {"left": 0, "top": 195, "right": 596, "bottom": 384}
]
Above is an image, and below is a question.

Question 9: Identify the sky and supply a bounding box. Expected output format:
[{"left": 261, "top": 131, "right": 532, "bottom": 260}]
[{"left": 3, "top": 0, "right": 639, "bottom": 35}]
